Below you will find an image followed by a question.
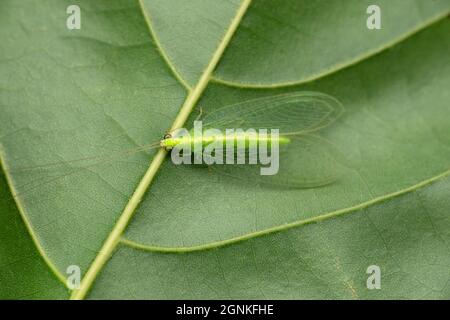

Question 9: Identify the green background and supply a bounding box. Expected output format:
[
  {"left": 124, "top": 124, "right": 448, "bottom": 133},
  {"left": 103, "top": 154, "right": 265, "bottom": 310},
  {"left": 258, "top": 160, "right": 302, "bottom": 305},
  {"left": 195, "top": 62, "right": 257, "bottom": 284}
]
[{"left": 1, "top": 0, "right": 449, "bottom": 299}]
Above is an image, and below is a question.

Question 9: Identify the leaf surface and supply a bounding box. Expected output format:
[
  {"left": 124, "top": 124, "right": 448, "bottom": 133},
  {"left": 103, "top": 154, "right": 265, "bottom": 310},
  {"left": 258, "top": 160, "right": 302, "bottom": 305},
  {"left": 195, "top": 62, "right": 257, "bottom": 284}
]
[
  {"left": 140, "top": 0, "right": 450, "bottom": 86},
  {"left": 139, "top": 0, "right": 244, "bottom": 87},
  {"left": 92, "top": 177, "right": 450, "bottom": 299},
  {"left": 0, "top": 0, "right": 186, "bottom": 280},
  {"left": 0, "top": 170, "right": 68, "bottom": 299},
  {"left": 214, "top": 0, "right": 450, "bottom": 86},
  {"left": 0, "top": 0, "right": 449, "bottom": 299},
  {"left": 126, "top": 21, "right": 450, "bottom": 248}
]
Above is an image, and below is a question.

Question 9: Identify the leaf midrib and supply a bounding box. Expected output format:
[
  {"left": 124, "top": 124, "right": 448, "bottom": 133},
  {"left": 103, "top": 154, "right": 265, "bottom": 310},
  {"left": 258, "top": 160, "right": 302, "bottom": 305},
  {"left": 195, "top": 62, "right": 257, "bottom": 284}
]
[{"left": 69, "top": 0, "right": 253, "bottom": 300}]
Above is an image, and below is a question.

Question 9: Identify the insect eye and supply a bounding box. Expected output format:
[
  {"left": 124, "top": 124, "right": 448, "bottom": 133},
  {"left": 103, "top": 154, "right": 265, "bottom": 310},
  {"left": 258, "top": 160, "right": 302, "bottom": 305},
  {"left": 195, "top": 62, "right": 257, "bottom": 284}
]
[{"left": 163, "top": 133, "right": 172, "bottom": 140}]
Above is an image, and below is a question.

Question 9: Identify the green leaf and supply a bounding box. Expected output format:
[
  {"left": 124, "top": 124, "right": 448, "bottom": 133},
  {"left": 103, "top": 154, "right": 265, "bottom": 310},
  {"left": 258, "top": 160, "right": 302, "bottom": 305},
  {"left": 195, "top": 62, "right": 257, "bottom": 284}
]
[
  {"left": 0, "top": 0, "right": 186, "bottom": 287},
  {"left": 138, "top": 0, "right": 450, "bottom": 87},
  {"left": 139, "top": 0, "right": 244, "bottom": 87},
  {"left": 0, "top": 169, "right": 68, "bottom": 299},
  {"left": 125, "top": 20, "right": 450, "bottom": 248},
  {"left": 213, "top": 0, "right": 450, "bottom": 86},
  {"left": 92, "top": 176, "right": 450, "bottom": 299},
  {"left": 1, "top": 0, "right": 449, "bottom": 299}
]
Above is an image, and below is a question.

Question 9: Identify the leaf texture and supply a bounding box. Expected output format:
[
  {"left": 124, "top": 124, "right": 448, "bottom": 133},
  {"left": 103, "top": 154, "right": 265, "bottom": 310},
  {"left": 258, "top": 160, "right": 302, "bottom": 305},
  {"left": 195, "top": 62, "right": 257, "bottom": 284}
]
[{"left": 0, "top": 0, "right": 449, "bottom": 299}]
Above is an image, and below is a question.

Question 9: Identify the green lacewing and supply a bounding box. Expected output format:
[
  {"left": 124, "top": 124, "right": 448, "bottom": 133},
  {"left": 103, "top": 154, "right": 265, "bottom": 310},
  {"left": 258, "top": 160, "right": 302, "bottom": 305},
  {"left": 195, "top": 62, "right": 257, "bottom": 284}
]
[{"left": 8, "top": 91, "right": 344, "bottom": 197}]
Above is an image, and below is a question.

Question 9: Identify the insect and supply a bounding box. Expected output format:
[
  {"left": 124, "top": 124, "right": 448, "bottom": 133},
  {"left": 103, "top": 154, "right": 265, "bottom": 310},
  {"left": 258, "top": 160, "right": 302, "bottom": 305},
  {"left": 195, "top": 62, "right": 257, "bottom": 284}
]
[{"left": 7, "top": 91, "right": 344, "bottom": 198}]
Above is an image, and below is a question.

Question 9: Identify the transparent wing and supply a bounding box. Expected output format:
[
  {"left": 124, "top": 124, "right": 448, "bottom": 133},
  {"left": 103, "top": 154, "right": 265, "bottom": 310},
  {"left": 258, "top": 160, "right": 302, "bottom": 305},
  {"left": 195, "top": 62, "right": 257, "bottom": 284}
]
[
  {"left": 201, "top": 91, "right": 344, "bottom": 135},
  {"left": 204, "top": 135, "right": 344, "bottom": 189}
]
